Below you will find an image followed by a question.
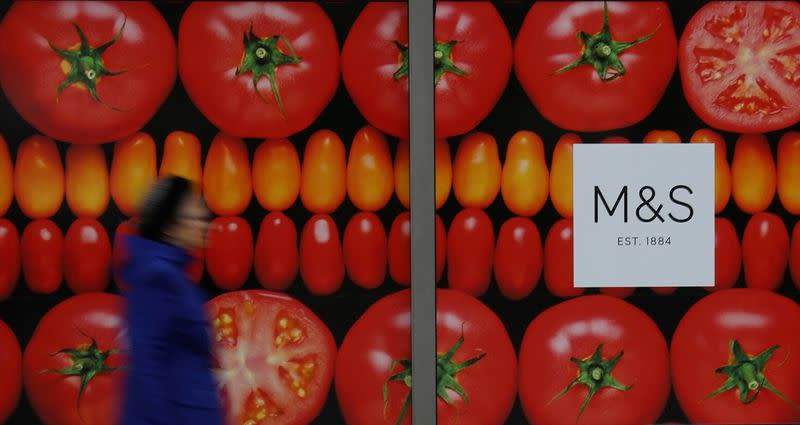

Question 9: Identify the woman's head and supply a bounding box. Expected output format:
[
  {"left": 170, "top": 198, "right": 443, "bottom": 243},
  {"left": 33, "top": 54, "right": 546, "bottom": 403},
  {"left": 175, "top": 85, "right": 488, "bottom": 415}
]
[{"left": 136, "top": 175, "right": 210, "bottom": 251}]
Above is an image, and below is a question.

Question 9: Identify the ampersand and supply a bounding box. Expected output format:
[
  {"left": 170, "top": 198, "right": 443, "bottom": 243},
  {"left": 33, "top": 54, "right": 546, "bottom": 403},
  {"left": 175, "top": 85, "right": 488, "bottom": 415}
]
[{"left": 636, "top": 186, "right": 664, "bottom": 222}]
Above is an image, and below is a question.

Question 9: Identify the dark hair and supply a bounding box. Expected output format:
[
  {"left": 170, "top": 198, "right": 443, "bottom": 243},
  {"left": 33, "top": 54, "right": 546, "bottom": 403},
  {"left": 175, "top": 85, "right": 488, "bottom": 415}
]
[{"left": 136, "top": 175, "right": 195, "bottom": 241}]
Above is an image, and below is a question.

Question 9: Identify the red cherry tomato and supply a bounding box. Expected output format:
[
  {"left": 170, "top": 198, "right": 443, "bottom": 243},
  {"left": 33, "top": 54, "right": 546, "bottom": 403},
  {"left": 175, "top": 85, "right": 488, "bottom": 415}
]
[
  {"left": 300, "top": 215, "right": 344, "bottom": 295},
  {"left": 254, "top": 212, "right": 298, "bottom": 291},
  {"left": 714, "top": 217, "right": 741, "bottom": 292},
  {"left": 447, "top": 208, "right": 494, "bottom": 297},
  {"left": 206, "top": 217, "right": 253, "bottom": 290},
  {"left": 742, "top": 212, "right": 789, "bottom": 291},
  {"left": 64, "top": 218, "right": 112, "bottom": 293},
  {"left": 21, "top": 219, "right": 63, "bottom": 294},
  {"left": 792, "top": 221, "right": 800, "bottom": 290},
  {"left": 388, "top": 212, "right": 411, "bottom": 286},
  {"left": 0, "top": 219, "right": 20, "bottom": 301},
  {"left": 600, "top": 287, "right": 635, "bottom": 298},
  {"left": 435, "top": 214, "right": 446, "bottom": 283},
  {"left": 544, "top": 218, "right": 583, "bottom": 298},
  {"left": 494, "top": 217, "right": 542, "bottom": 300},
  {"left": 111, "top": 219, "right": 138, "bottom": 290},
  {"left": 343, "top": 212, "right": 387, "bottom": 290}
]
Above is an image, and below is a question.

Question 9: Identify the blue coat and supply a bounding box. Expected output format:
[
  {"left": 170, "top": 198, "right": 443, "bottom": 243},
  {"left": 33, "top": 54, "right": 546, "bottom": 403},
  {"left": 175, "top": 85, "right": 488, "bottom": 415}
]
[{"left": 119, "top": 235, "right": 223, "bottom": 425}]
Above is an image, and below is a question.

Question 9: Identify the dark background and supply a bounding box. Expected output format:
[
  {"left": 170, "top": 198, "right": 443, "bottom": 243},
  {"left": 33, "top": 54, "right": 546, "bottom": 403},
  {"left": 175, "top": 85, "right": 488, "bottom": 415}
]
[{"left": 0, "top": 1, "right": 798, "bottom": 425}]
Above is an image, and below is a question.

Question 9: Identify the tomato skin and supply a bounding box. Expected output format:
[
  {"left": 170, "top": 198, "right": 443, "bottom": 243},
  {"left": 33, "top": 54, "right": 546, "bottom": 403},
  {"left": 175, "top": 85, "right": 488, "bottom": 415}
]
[
  {"left": 255, "top": 212, "right": 298, "bottom": 291},
  {"left": 0, "top": 219, "right": 20, "bottom": 301},
  {"left": 344, "top": 212, "right": 387, "bottom": 289},
  {"left": 778, "top": 132, "right": 800, "bottom": 215},
  {"left": 0, "top": 2, "right": 176, "bottom": 144},
  {"left": 342, "top": 2, "right": 512, "bottom": 139},
  {"left": 544, "top": 218, "right": 583, "bottom": 298},
  {"left": 15, "top": 135, "right": 64, "bottom": 219},
  {"left": 515, "top": 2, "right": 676, "bottom": 131},
  {"left": 671, "top": 289, "right": 800, "bottom": 424},
  {"left": 160, "top": 131, "right": 202, "bottom": 186},
  {"left": 301, "top": 130, "right": 347, "bottom": 214},
  {"left": 600, "top": 287, "right": 635, "bottom": 298},
  {"left": 0, "top": 320, "right": 22, "bottom": 424},
  {"left": 207, "top": 290, "right": 336, "bottom": 425},
  {"left": 732, "top": 134, "right": 776, "bottom": 214},
  {"left": 691, "top": 129, "right": 731, "bottom": 214},
  {"left": 206, "top": 217, "right": 254, "bottom": 291},
  {"left": 347, "top": 126, "right": 394, "bottom": 212},
  {"left": 792, "top": 221, "right": 800, "bottom": 290},
  {"left": 388, "top": 212, "right": 411, "bottom": 286},
  {"left": 21, "top": 219, "right": 63, "bottom": 294},
  {"left": 550, "top": 134, "right": 580, "bottom": 218},
  {"left": 394, "top": 140, "right": 411, "bottom": 209},
  {"left": 66, "top": 145, "right": 109, "bottom": 218},
  {"left": 203, "top": 133, "right": 252, "bottom": 217},
  {"left": 64, "top": 218, "right": 112, "bottom": 294},
  {"left": 679, "top": 2, "right": 800, "bottom": 133},
  {"left": 0, "top": 135, "right": 13, "bottom": 216},
  {"left": 501, "top": 131, "right": 549, "bottom": 217},
  {"left": 179, "top": 2, "right": 339, "bottom": 139},
  {"left": 253, "top": 139, "right": 301, "bottom": 212},
  {"left": 435, "top": 214, "right": 446, "bottom": 283},
  {"left": 111, "top": 219, "right": 137, "bottom": 290},
  {"left": 110, "top": 132, "right": 156, "bottom": 217},
  {"left": 494, "top": 217, "right": 542, "bottom": 300},
  {"left": 300, "top": 215, "right": 344, "bottom": 295},
  {"left": 336, "top": 289, "right": 516, "bottom": 425},
  {"left": 447, "top": 208, "right": 494, "bottom": 297},
  {"left": 714, "top": 217, "right": 742, "bottom": 292},
  {"left": 643, "top": 130, "right": 681, "bottom": 143},
  {"left": 742, "top": 212, "right": 789, "bottom": 291},
  {"left": 23, "top": 293, "right": 127, "bottom": 425},
  {"left": 453, "top": 132, "right": 502, "bottom": 209},
  {"left": 602, "top": 136, "right": 630, "bottom": 143}
]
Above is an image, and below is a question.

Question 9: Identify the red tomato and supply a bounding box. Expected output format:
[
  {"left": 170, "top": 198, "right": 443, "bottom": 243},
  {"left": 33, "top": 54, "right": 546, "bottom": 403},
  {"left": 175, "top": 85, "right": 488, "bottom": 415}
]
[
  {"left": 64, "top": 218, "right": 112, "bottom": 294},
  {"left": 519, "top": 295, "right": 670, "bottom": 425},
  {"left": 679, "top": 2, "right": 800, "bottom": 133},
  {"left": 0, "top": 135, "right": 12, "bottom": 216},
  {"left": 179, "top": 3, "right": 339, "bottom": 139},
  {"left": 23, "top": 293, "right": 127, "bottom": 425},
  {"left": 343, "top": 212, "right": 387, "bottom": 289},
  {"left": 671, "top": 289, "right": 800, "bottom": 424},
  {"left": 0, "top": 2, "right": 175, "bottom": 144},
  {"left": 651, "top": 286, "right": 676, "bottom": 296},
  {"left": 388, "top": 212, "right": 411, "bottom": 286},
  {"left": 742, "top": 212, "right": 789, "bottom": 291},
  {"left": 208, "top": 290, "right": 335, "bottom": 425},
  {"left": 435, "top": 214, "right": 446, "bottom": 283},
  {"left": 515, "top": 2, "right": 677, "bottom": 131},
  {"left": 0, "top": 320, "right": 22, "bottom": 424},
  {"left": 111, "top": 219, "right": 137, "bottom": 290},
  {"left": 342, "top": 2, "right": 512, "bottom": 139},
  {"left": 21, "top": 219, "right": 63, "bottom": 294},
  {"left": 300, "top": 215, "right": 344, "bottom": 295},
  {"left": 255, "top": 212, "right": 298, "bottom": 291},
  {"left": 336, "top": 288, "right": 516, "bottom": 425},
  {"left": 544, "top": 218, "right": 583, "bottom": 298},
  {"left": 447, "top": 208, "right": 494, "bottom": 297},
  {"left": 206, "top": 217, "right": 254, "bottom": 290},
  {"left": 0, "top": 219, "right": 20, "bottom": 301},
  {"left": 793, "top": 221, "right": 800, "bottom": 290},
  {"left": 600, "top": 287, "right": 635, "bottom": 298},
  {"left": 714, "top": 217, "right": 742, "bottom": 292},
  {"left": 494, "top": 217, "right": 542, "bottom": 300}
]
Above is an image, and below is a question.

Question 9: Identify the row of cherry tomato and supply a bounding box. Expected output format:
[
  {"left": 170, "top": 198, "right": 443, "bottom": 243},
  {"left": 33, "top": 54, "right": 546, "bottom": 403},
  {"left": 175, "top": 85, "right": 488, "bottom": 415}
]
[{"left": 4, "top": 127, "right": 800, "bottom": 222}]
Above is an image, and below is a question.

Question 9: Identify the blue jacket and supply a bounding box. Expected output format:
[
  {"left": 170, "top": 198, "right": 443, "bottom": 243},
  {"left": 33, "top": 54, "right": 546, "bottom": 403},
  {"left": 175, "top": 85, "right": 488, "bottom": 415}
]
[{"left": 119, "top": 235, "right": 223, "bottom": 425}]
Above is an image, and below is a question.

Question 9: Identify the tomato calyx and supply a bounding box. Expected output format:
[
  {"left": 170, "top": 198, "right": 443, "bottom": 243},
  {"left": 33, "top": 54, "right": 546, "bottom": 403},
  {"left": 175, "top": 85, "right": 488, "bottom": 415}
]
[
  {"left": 550, "top": 344, "right": 631, "bottom": 422},
  {"left": 383, "top": 333, "right": 486, "bottom": 425},
  {"left": 48, "top": 19, "right": 130, "bottom": 111},
  {"left": 236, "top": 25, "right": 302, "bottom": 118},
  {"left": 554, "top": 1, "right": 659, "bottom": 82},
  {"left": 707, "top": 340, "right": 800, "bottom": 410},
  {"left": 392, "top": 40, "right": 468, "bottom": 85}
]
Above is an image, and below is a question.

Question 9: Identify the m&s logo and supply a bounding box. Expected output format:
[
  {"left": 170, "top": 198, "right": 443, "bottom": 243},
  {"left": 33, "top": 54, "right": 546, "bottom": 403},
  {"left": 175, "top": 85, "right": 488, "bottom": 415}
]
[{"left": 594, "top": 185, "right": 694, "bottom": 224}]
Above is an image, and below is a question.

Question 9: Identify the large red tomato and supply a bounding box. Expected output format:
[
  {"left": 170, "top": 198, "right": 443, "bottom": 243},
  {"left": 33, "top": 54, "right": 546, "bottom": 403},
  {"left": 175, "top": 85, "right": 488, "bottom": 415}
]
[
  {"left": 343, "top": 212, "right": 387, "bottom": 290},
  {"left": 21, "top": 219, "right": 63, "bottom": 294},
  {"left": 336, "top": 289, "right": 516, "bottom": 425},
  {"left": 64, "top": 218, "right": 112, "bottom": 294},
  {"left": 519, "top": 295, "right": 670, "bottom": 425},
  {"left": 0, "top": 219, "right": 20, "bottom": 301},
  {"left": 208, "top": 290, "right": 336, "bottom": 425},
  {"left": 342, "top": 2, "right": 512, "bottom": 139},
  {"left": 671, "top": 289, "right": 800, "bottom": 424},
  {"left": 206, "top": 217, "right": 254, "bottom": 291},
  {"left": 0, "top": 2, "right": 175, "bottom": 144},
  {"left": 679, "top": 2, "right": 800, "bottom": 133},
  {"left": 0, "top": 320, "right": 22, "bottom": 424},
  {"left": 299, "top": 215, "right": 344, "bottom": 295},
  {"left": 515, "top": 2, "right": 677, "bottom": 131},
  {"left": 742, "top": 212, "right": 789, "bottom": 291},
  {"left": 23, "top": 293, "right": 127, "bottom": 425},
  {"left": 178, "top": 2, "right": 339, "bottom": 138},
  {"left": 255, "top": 212, "right": 298, "bottom": 291}
]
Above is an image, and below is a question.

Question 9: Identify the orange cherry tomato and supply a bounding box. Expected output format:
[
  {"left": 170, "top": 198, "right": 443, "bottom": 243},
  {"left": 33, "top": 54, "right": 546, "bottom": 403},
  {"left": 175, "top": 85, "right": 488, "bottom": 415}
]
[
  {"left": 15, "top": 135, "right": 64, "bottom": 219},
  {"left": 453, "top": 132, "right": 501, "bottom": 209},
  {"left": 714, "top": 217, "right": 741, "bottom": 292},
  {"left": 494, "top": 217, "right": 542, "bottom": 300},
  {"left": 160, "top": 131, "right": 202, "bottom": 186},
  {"left": 544, "top": 218, "right": 583, "bottom": 297},
  {"left": 110, "top": 132, "right": 156, "bottom": 216},
  {"left": 206, "top": 216, "right": 253, "bottom": 290},
  {"left": 255, "top": 212, "right": 298, "bottom": 291},
  {"left": 301, "top": 130, "right": 346, "bottom": 214},
  {"left": 447, "top": 208, "right": 494, "bottom": 297},
  {"left": 64, "top": 218, "right": 111, "bottom": 293},
  {"left": 347, "top": 126, "right": 393, "bottom": 212},
  {"left": 252, "top": 138, "right": 301, "bottom": 212},
  {"left": 0, "top": 219, "right": 20, "bottom": 301},
  {"left": 66, "top": 145, "right": 109, "bottom": 218},
  {"left": 550, "top": 133, "right": 580, "bottom": 218},
  {"left": 742, "top": 212, "right": 788, "bottom": 291},
  {"left": 388, "top": 212, "right": 410, "bottom": 286},
  {"left": 501, "top": 131, "right": 548, "bottom": 217},
  {"left": 778, "top": 132, "right": 800, "bottom": 215},
  {"left": 394, "top": 139, "right": 410, "bottom": 209},
  {"left": 435, "top": 138, "right": 453, "bottom": 210},
  {"left": 602, "top": 136, "right": 630, "bottom": 144},
  {"left": 203, "top": 133, "right": 252, "bottom": 216},
  {"left": 644, "top": 130, "right": 681, "bottom": 143},
  {"left": 21, "top": 219, "right": 63, "bottom": 294},
  {"left": 0, "top": 135, "right": 13, "bottom": 216},
  {"left": 343, "top": 211, "right": 387, "bottom": 289},
  {"left": 300, "top": 214, "right": 345, "bottom": 295},
  {"left": 732, "top": 134, "right": 776, "bottom": 214},
  {"left": 691, "top": 129, "right": 731, "bottom": 214}
]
